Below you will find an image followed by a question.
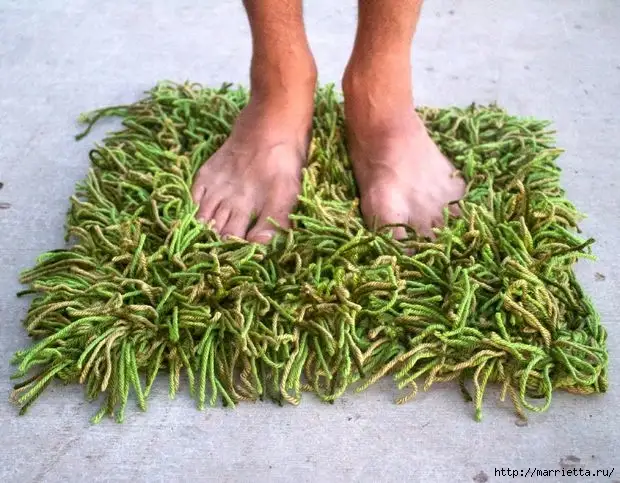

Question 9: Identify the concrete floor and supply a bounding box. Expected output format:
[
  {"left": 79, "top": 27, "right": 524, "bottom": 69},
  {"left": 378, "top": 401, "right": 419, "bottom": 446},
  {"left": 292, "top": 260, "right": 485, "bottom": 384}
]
[{"left": 0, "top": 1, "right": 618, "bottom": 482}]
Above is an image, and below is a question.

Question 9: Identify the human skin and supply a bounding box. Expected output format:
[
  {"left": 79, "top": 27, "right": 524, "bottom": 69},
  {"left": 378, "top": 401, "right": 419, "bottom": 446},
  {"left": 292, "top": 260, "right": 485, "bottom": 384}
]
[{"left": 191, "top": 0, "right": 465, "bottom": 242}]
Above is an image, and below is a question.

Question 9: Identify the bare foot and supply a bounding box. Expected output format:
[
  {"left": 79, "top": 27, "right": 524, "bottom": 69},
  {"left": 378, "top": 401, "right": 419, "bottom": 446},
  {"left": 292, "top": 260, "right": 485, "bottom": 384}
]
[
  {"left": 191, "top": 89, "right": 314, "bottom": 243},
  {"left": 343, "top": 71, "right": 465, "bottom": 239}
]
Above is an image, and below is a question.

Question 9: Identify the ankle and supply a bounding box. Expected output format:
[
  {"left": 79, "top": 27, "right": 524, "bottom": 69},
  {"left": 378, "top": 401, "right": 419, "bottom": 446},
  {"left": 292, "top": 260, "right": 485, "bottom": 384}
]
[
  {"left": 342, "top": 75, "right": 417, "bottom": 141},
  {"left": 342, "top": 62, "right": 428, "bottom": 147},
  {"left": 234, "top": 57, "right": 316, "bottom": 149},
  {"left": 343, "top": 54, "right": 414, "bottom": 114},
  {"left": 250, "top": 52, "right": 317, "bottom": 108}
]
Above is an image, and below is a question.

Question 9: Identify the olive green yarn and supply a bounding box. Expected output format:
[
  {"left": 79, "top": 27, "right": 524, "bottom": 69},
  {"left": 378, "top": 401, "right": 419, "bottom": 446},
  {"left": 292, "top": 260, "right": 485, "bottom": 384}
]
[{"left": 10, "top": 81, "right": 608, "bottom": 423}]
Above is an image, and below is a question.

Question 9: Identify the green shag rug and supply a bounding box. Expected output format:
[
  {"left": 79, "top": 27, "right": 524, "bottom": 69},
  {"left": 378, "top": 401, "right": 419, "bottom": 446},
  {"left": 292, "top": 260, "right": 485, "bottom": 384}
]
[{"left": 10, "top": 82, "right": 608, "bottom": 423}]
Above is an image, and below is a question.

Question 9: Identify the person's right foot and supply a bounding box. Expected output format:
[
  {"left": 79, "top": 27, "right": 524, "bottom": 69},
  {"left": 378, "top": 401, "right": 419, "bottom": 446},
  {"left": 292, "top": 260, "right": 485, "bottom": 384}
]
[{"left": 191, "top": 79, "right": 315, "bottom": 243}]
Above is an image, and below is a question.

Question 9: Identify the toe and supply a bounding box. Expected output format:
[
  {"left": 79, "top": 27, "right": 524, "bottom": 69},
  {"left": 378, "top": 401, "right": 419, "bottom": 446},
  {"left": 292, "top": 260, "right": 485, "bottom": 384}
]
[
  {"left": 247, "top": 198, "right": 295, "bottom": 244},
  {"left": 197, "top": 193, "right": 220, "bottom": 223},
  {"left": 369, "top": 210, "right": 409, "bottom": 240},
  {"left": 448, "top": 201, "right": 461, "bottom": 218},
  {"left": 247, "top": 227, "right": 277, "bottom": 244},
  {"left": 221, "top": 208, "right": 252, "bottom": 239},
  {"left": 211, "top": 204, "right": 232, "bottom": 233},
  {"left": 191, "top": 179, "right": 206, "bottom": 206},
  {"left": 409, "top": 213, "right": 436, "bottom": 239},
  {"left": 361, "top": 190, "right": 409, "bottom": 240}
]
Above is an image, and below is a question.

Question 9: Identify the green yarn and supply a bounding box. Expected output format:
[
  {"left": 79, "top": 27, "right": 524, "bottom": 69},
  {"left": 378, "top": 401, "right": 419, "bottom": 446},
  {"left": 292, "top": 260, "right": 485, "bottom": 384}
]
[{"left": 10, "top": 82, "right": 607, "bottom": 423}]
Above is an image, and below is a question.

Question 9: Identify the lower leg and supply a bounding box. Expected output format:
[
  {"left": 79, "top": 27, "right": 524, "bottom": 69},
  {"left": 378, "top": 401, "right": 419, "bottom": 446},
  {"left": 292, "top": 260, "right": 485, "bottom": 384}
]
[
  {"left": 191, "top": 0, "right": 316, "bottom": 242},
  {"left": 244, "top": 0, "right": 317, "bottom": 110},
  {"left": 343, "top": 0, "right": 464, "bottom": 238}
]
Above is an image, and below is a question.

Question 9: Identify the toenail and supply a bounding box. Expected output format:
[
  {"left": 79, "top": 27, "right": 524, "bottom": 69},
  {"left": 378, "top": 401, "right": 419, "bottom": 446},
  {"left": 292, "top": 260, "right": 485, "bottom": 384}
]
[{"left": 252, "top": 231, "right": 274, "bottom": 242}]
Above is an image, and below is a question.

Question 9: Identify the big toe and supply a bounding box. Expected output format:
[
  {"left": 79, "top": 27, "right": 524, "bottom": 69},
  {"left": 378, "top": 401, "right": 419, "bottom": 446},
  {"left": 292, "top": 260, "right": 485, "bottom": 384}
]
[
  {"left": 247, "top": 192, "right": 297, "bottom": 244},
  {"left": 361, "top": 189, "right": 411, "bottom": 240}
]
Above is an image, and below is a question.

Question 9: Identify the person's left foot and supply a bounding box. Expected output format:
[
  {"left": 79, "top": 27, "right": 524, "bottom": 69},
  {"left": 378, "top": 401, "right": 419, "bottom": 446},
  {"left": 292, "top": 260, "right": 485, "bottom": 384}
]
[{"left": 343, "top": 69, "right": 465, "bottom": 239}]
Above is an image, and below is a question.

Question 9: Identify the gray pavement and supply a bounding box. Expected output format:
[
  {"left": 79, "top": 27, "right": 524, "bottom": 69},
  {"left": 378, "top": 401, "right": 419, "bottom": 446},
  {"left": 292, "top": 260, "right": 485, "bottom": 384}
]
[{"left": 0, "top": 1, "right": 618, "bottom": 482}]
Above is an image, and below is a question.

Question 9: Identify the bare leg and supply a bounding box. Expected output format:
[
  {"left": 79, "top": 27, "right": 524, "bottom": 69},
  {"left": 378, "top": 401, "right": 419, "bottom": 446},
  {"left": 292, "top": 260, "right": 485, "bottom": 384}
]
[
  {"left": 192, "top": 0, "right": 316, "bottom": 242},
  {"left": 343, "top": 0, "right": 465, "bottom": 238}
]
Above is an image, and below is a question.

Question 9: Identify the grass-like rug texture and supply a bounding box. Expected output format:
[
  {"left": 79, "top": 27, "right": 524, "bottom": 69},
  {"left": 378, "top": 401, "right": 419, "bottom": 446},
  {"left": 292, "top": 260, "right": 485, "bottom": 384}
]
[{"left": 10, "top": 82, "right": 608, "bottom": 423}]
